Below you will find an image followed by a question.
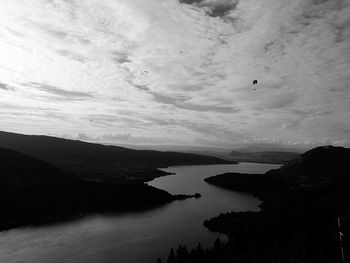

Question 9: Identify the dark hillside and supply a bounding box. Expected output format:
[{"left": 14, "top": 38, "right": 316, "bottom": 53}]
[
  {"left": 0, "top": 147, "right": 74, "bottom": 191},
  {"left": 164, "top": 146, "right": 350, "bottom": 263},
  {"left": 229, "top": 150, "right": 300, "bottom": 164},
  {"left": 0, "top": 130, "right": 234, "bottom": 167},
  {"left": 266, "top": 145, "right": 350, "bottom": 184},
  {"left": 0, "top": 147, "right": 177, "bottom": 230},
  {"left": 0, "top": 131, "right": 234, "bottom": 182}
]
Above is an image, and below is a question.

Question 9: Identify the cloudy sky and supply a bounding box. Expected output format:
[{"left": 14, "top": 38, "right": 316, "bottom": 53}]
[{"left": 0, "top": 0, "right": 349, "bottom": 149}]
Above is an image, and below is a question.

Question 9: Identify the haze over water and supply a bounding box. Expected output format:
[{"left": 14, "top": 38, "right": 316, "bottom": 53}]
[{"left": 0, "top": 163, "right": 280, "bottom": 263}]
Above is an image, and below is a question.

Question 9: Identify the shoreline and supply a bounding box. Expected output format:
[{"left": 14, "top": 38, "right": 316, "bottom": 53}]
[
  {"left": 190, "top": 147, "right": 350, "bottom": 262},
  {"left": 0, "top": 177, "right": 203, "bottom": 232}
]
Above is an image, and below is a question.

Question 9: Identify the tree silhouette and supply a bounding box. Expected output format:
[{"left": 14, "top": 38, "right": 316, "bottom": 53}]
[{"left": 167, "top": 248, "right": 176, "bottom": 263}]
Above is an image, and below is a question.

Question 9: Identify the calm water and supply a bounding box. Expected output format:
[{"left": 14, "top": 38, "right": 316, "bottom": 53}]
[{"left": 0, "top": 163, "right": 280, "bottom": 263}]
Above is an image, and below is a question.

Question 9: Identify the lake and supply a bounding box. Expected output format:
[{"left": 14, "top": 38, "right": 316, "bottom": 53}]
[{"left": 0, "top": 162, "right": 280, "bottom": 263}]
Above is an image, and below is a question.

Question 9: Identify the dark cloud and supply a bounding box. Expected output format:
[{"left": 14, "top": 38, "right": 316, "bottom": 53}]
[
  {"left": 179, "top": 0, "right": 237, "bottom": 17},
  {"left": 125, "top": 80, "right": 150, "bottom": 92},
  {"left": 0, "top": 82, "right": 12, "bottom": 90},
  {"left": 167, "top": 83, "right": 206, "bottom": 92},
  {"left": 151, "top": 92, "right": 238, "bottom": 113},
  {"left": 26, "top": 82, "right": 93, "bottom": 101},
  {"left": 113, "top": 56, "right": 132, "bottom": 64},
  {"left": 133, "top": 84, "right": 150, "bottom": 91},
  {"left": 85, "top": 114, "right": 145, "bottom": 129},
  {"left": 44, "top": 28, "right": 68, "bottom": 39},
  {"left": 56, "top": 49, "right": 87, "bottom": 63},
  {"left": 111, "top": 52, "right": 132, "bottom": 64},
  {"left": 179, "top": 0, "right": 203, "bottom": 3},
  {"left": 30, "top": 20, "right": 70, "bottom": 39},
  {"left": 0, "top": 103, "right": 68, "bottom": 121}
]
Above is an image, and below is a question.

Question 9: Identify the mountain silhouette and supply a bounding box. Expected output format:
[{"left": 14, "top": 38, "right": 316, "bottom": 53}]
[
  {"left": 229, "top": 150, "right": 300, "bottom": 164},
  {"left": 0, "top": 130, "right": 234, "bottom": 182},
  {"left": 195, "top": 145, "right": 350, "bottom": 263},
  {"left": 265, "top": 145, "right": 350, "bottom": 185},
  {"left": 0, "top": 147, "right": 179, "bottom": 230},
  {"left": 0, "top": 147, "right": 74, "bottom": 192}
]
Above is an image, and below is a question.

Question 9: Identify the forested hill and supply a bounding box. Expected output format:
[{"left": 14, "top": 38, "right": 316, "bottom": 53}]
[
  {"left": 0, "top": 131, "right": 233, "bottom": 167},
  {"left": 0, "top": 147, "right": 73, "bottom": 191},
  {"left": 266, "top": 145, "right": 350, "bottom": 184},
  {"left": 0, "top": 147, "right": 177, "bottom": 230},
  {"left": 229, "top": 150, "right": 300, "bottom": 164},
  {"left": 163, "top": 146, "right": 350, "bottom": 263},
  {"left": 0, "top": 131, "right": 234, "bottom": 182}
]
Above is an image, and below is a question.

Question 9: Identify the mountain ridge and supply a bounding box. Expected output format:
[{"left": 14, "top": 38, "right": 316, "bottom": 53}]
[
  {"left": 0, "top": 130, "right": 235, "bottom": 183},
  {"left": 0, "top": 147, "right": 197, "bottom": 230},
  {"left": 229, "top": 150, "right": 300, "bottom": 164}
]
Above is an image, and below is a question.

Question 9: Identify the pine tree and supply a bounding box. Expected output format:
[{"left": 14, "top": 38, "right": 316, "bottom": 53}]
[
  {"left": 176, "top": 245, "right": 189, "bottom": 262},
  {"left": 167, "top": 248, "right": 176, "bottom": 263}
]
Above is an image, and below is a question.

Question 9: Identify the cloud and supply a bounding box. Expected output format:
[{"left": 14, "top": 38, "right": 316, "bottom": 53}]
[
  {"left": 0, "top": 82, "right": 13, "bottom": 90},
  {"left": 179, "top": 0, "right": 238, "bottom": 17},
  {"left": 74, "top": 132, "right": 178, "bottom": 145},
  {"left": 26, "top": 82, "right": 93, "bottom": 101},
  {"left": 151, "top": 92, "right": 239, "bottom": 113},
  {"left": 252, "top": 92, "right": 299, "bottom": 110},
  {"left": 0, "top": 0, "right": 349, "bottom": 148}
]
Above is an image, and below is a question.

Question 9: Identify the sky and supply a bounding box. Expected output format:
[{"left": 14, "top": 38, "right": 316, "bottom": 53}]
[{"left": 0, "top": 0, "right": 349, "bottom": 150}]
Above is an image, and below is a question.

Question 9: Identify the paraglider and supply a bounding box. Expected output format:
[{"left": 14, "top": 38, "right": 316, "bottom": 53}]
[{"left": 252, "top": 80, "right": 258, "bottom": 91}]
